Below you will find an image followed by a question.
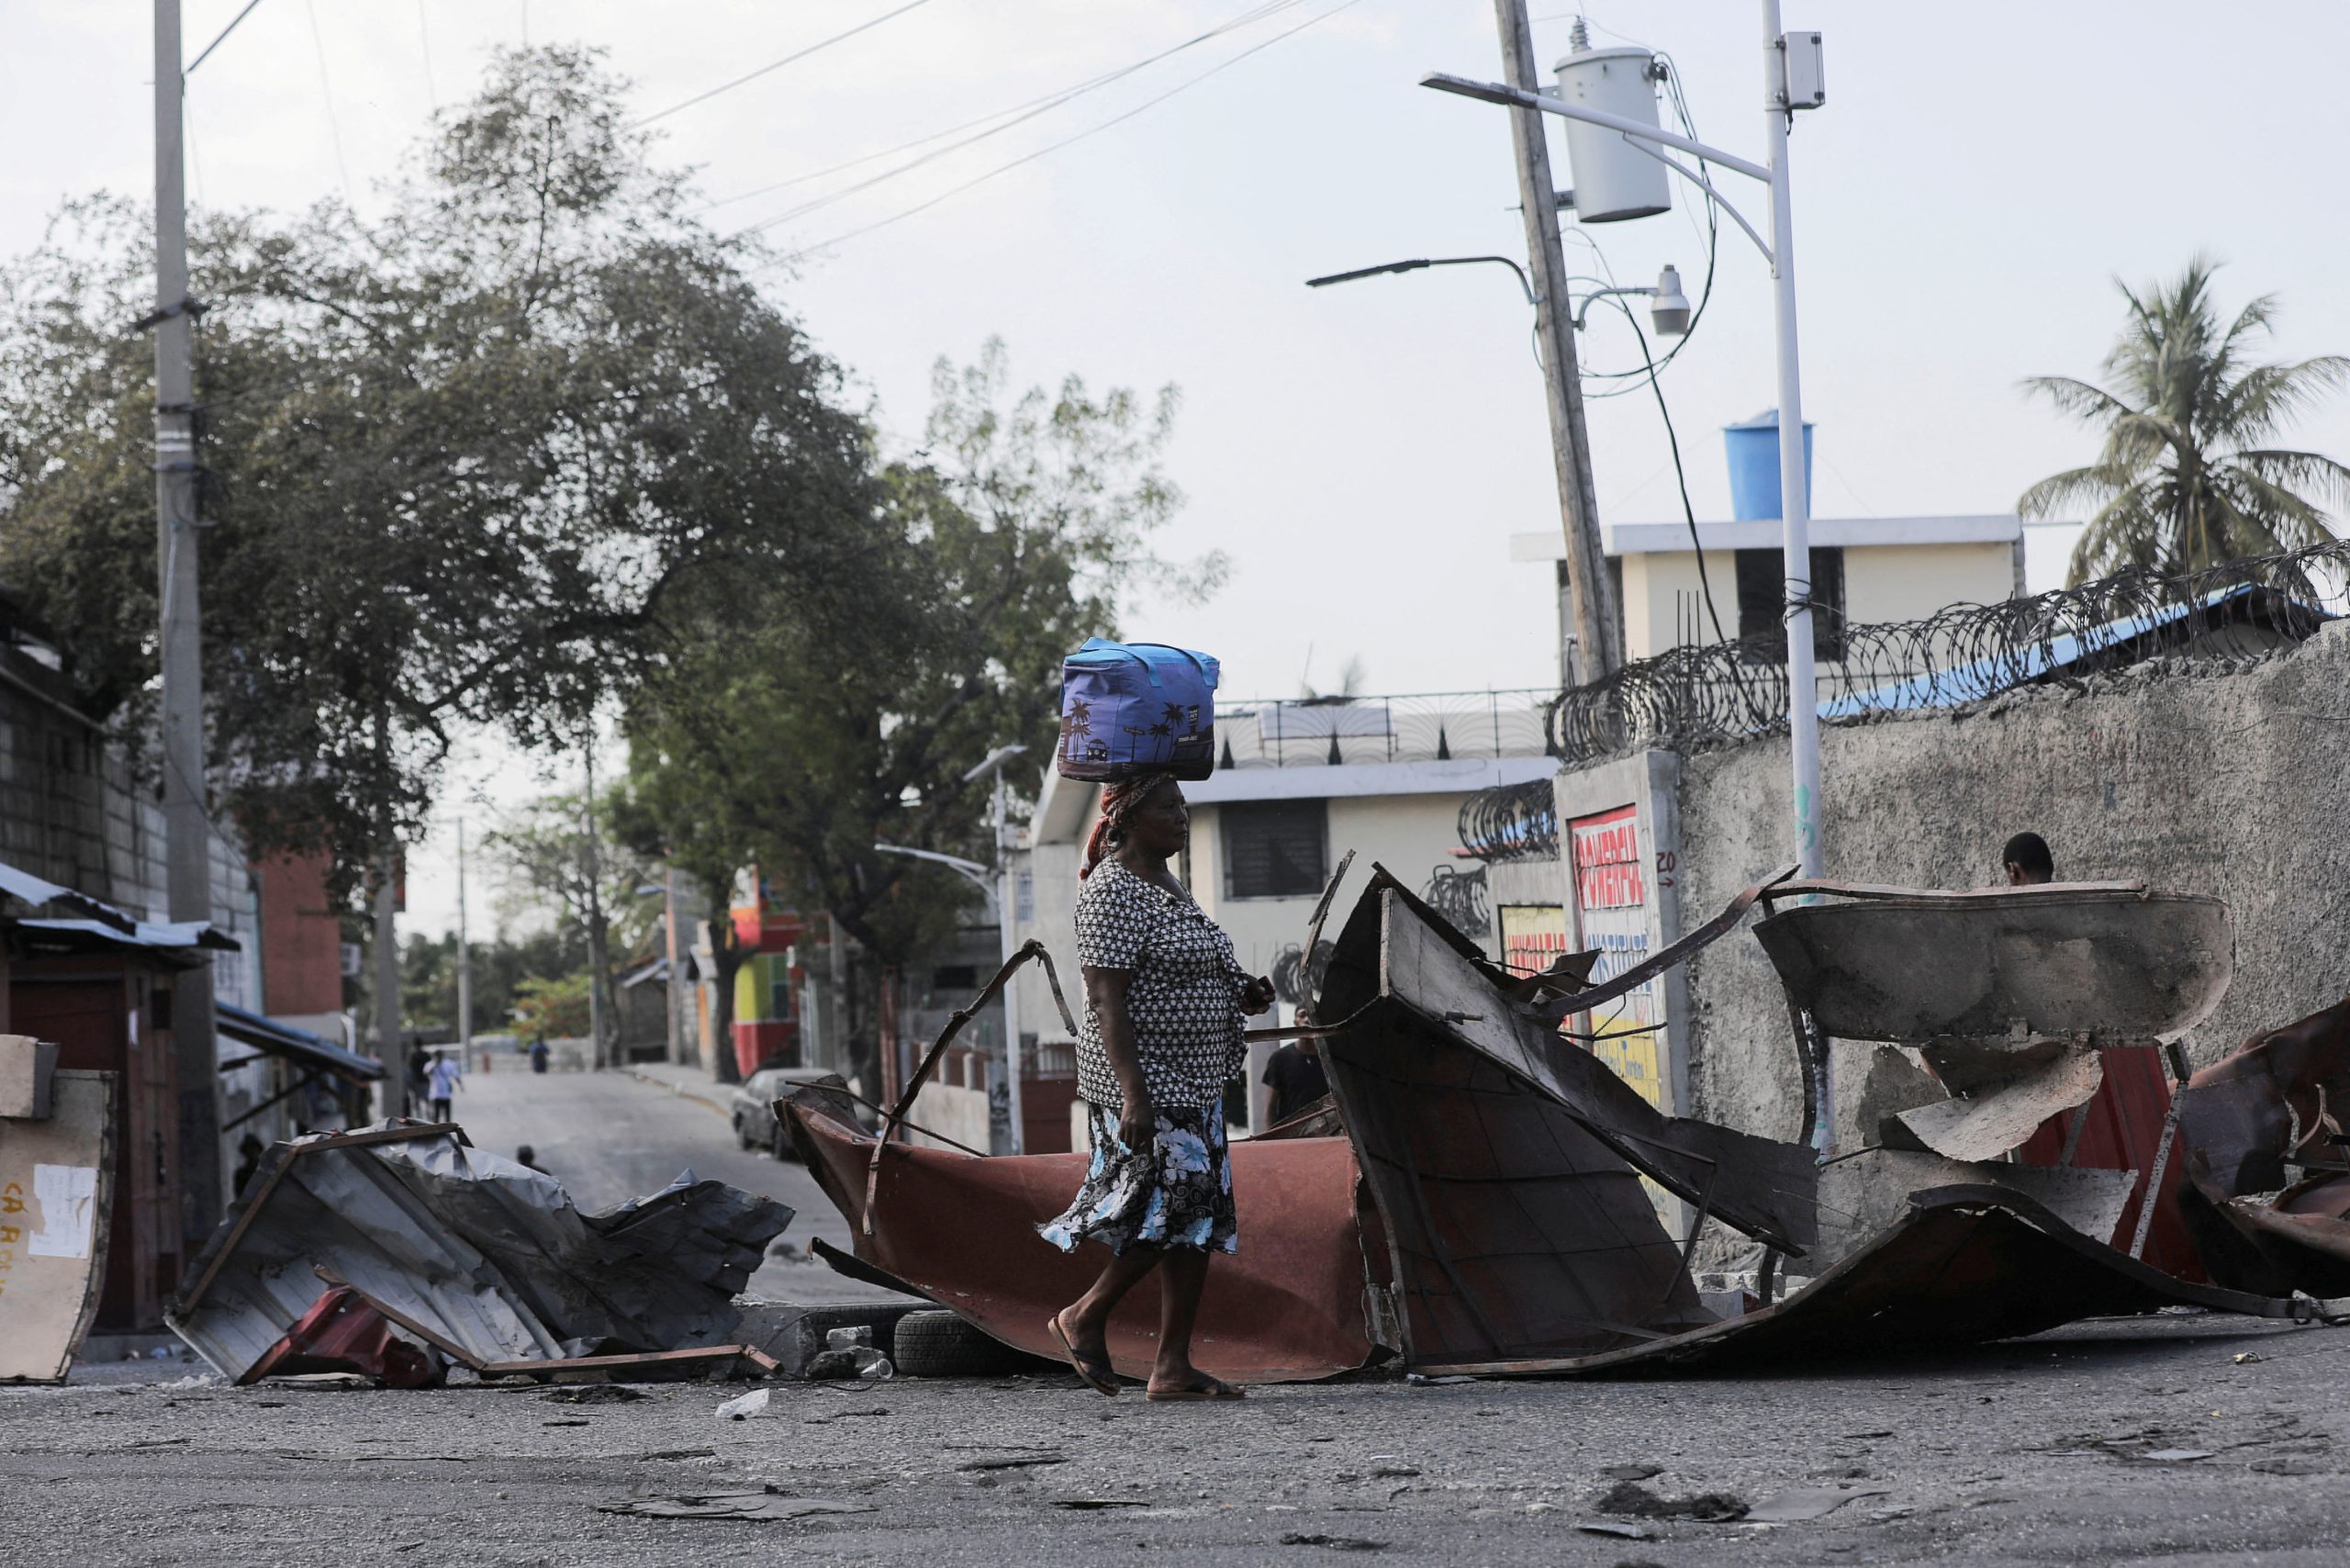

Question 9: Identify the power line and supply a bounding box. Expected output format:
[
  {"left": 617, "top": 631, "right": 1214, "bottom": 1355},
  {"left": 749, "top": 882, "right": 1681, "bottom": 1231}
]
[
  {"left": 417, "top": 0, "right": 438, "bottom": 110},
  {"left": 775, "top": 0, "right": 1362, "bottom": 263},
  {"left": 303, "top": 0, "right": 353, "bottom": 202},
  {"left": 631, "top": 0, "right": 948, "bottom": 131},
  {"left": 187, "top": 0, "right": 268, "bottom": 74},
  {"left": 718, "top": 0, "right": 1311, "bottom": 233}
]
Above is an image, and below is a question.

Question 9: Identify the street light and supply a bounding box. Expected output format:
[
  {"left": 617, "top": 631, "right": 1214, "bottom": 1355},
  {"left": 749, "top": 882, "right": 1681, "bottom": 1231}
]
[
  {"left": 1423, "top": 4, "right": 1830, "bottom": 1144},
  {"left": 1568, "top": 263, "right": 1692, "bottom": 337},
  {"left": 1307, "top": 253, "right": 1689, "bottom": 340}
]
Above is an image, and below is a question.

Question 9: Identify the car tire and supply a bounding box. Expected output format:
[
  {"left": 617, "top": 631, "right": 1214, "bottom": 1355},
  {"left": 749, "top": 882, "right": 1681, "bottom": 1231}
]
[
  {"left": 890, "top": 1310, "right": 1041, "bottom": 1379},
  {"left": 736, "top": 1119, "right": 755, "bottom": 1151}
]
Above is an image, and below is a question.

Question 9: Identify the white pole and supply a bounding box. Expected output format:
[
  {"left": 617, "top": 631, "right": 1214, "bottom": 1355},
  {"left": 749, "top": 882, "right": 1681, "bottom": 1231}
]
[
  {"left": 1762, "top": 0, "right": 1830, "bottom": 1158},
  {"left": 455, "top": 818, "right": 472, "bottom": 1066},
  {"left": 1761, "top": 2, "right": 1821, "bottom": 882},
  {"left": 995, "top": 767, "right": 1025, "bottom": 1155}
]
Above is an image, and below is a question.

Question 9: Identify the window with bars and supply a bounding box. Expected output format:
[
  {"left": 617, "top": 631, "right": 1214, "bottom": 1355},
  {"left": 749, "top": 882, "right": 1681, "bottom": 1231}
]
[{"left": 1221, "top": 800, "right": 1327, "bottom": 901}]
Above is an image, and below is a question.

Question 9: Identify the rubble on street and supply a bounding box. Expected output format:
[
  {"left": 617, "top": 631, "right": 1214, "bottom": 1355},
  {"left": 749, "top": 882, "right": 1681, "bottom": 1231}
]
[{"left": 168, "top": 1122, "right": 793, "bottom": 1386}]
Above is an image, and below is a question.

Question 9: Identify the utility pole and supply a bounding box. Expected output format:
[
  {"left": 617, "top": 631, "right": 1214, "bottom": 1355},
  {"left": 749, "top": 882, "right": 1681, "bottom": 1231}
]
[
  {"left": 374, "top": 714, "right": 405, "bottom": 1117},
  {"left": 663, "top": 860, "right": 686, "bottom": 1067},
  {"left": 455, "top": 819, "right": 473, "bottom": 1067},
  {"left": 581, "top": 742, "right": 609, "bottom": 1070},
  {"left": 153, "top": 0, "right": 223, "bottom": 1237},
  {"left": 1493, "top": 0, "right": 1619, "bottom": 685}
]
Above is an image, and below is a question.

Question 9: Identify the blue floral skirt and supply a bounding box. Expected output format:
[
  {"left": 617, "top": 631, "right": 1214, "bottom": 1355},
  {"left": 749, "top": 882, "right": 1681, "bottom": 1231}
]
[{"left": 1037, "top": 1099, "right": 1238, "bottom": 1256}]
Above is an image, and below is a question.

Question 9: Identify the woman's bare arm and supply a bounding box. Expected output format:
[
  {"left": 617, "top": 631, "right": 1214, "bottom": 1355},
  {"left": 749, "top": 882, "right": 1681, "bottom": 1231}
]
[{"left": 1083, "top": 965, "right": 1155, "bottom": 1149}]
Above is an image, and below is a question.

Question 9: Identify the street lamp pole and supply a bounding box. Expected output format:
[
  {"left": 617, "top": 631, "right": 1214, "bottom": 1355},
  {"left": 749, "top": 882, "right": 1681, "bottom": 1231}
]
[
  {"left": 1421, "top": 5, "right": 1825, "bottom": 880},
  {"left": 1759, "top": 0, "right": 1822, "bottom": 881}
]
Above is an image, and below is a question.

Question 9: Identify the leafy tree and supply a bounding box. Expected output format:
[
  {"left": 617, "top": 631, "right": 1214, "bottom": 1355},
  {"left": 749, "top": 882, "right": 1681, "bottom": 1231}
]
[
  {"left": 513, "top": 972, "right": 594, "bottom": 1042},
  {"left": 622, "top": 340, "right": 1216, "bottom": 1089},
  {"left": 0, "top": 46, "right": 878, "bottom": 899},
  {"left": 2020, "top": 258, "right": 2350, "bottom": 582},
  {"left": 483, "top": 788, "right": 658, "bottom": 1070}
]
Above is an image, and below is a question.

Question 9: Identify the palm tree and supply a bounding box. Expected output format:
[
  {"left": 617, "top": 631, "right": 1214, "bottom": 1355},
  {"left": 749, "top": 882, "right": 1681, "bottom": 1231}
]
[{"left": 2019, "top": 258, "right": 2350, "bottom": 584}]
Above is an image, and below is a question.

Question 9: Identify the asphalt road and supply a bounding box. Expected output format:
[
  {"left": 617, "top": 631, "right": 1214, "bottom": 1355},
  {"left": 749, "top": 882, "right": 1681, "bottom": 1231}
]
[
  {"left": 11, "top": 1311, "right": 2350, "bottom": 1565},
  {"left": 434, "top": 1062, "right": 910, "bottom": 1306},
  {"left": 28, "top": 1069, "right": 2350, "bottom": 1563}
]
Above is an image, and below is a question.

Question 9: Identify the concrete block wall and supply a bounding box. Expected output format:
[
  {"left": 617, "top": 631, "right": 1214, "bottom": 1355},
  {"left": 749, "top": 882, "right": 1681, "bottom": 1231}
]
[{"left": 1610, "top": 622, "right": 2350, "bottom": 1151}]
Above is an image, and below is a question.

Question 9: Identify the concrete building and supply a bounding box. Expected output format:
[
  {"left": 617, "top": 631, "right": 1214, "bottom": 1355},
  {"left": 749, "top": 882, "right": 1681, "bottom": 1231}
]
[{"left": 1512, "top": 418, "right": 2023, "bottom": 677}]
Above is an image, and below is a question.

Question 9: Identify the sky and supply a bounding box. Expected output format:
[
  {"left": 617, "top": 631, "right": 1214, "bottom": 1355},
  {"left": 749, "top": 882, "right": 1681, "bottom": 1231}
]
[{"left": 5, "top": 1, "right": 2346, "bottom": 939}]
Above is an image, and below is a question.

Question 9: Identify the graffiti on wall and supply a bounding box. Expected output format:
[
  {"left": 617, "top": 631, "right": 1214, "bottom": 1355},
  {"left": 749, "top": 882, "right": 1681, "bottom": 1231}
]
[{"left": 1568, "top": 803, "right": 1665, "bottom": 1111}]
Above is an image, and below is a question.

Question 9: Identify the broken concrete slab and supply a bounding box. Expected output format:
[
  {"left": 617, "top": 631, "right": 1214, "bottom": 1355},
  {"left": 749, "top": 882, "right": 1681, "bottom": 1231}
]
[
  {"left": 0, "top": 1070, "right": 115, "bottom": 1383},
  {"left": 1815, "top": 1149, "right": 2140, "bottom": 1266},
  {"left": 1882, "top": 1046, "right": 2105, "bottom": 1163},
  {"left": 1753, "top": 882, "right": 2233, "bottom": 1045},
  {"left": 169, "top": 1122, "right": 792, "bottom": 1383}
]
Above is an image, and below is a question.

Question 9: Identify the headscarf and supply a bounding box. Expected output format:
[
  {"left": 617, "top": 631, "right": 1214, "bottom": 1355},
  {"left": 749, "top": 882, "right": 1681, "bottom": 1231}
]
[{"left": 1081, "top": 772, "right": 1175, "bottom": 878}]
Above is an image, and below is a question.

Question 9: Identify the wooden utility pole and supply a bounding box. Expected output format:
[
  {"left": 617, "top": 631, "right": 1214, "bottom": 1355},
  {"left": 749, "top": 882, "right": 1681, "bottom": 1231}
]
[
  {"left": 153, "top": 0, "right": 223, "bottom": 1237},
  {"left": 1493, "top": 0, "right": 1619, "bottom": 684},
  {"left": 373, "top": 709, "right": 405, "bottom": 1118}
]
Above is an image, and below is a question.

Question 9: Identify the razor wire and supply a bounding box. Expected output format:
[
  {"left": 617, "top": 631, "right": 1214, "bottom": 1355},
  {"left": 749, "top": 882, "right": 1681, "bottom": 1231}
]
[
  {"left": 1544, "top": 540, "right": 2350, "bottom": 767},
  {"left": 1457, "top": 778, "right": 1560, "bottom": 864}
]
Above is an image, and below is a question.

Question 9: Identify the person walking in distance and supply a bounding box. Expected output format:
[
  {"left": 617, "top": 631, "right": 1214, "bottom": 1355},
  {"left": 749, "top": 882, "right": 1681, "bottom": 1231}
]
[
  {"left": 1040, "top": 772, "right": 1276, "bottom": 1401},
  {"left": 425, "top": 1049, "right": 463, "bottom": 1123}
]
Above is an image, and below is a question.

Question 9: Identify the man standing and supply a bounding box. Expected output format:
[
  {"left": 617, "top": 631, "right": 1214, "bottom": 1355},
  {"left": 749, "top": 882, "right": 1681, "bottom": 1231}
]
[
  {"left": 2001, "top": 832, "right": 2054, "bottom": 885},
  {"left": 1261, "top": 1029, "right": 1330, "bottom": 1127},
  {"left": 426, "top": 1049, "right": 463, "bottom": 1123}
]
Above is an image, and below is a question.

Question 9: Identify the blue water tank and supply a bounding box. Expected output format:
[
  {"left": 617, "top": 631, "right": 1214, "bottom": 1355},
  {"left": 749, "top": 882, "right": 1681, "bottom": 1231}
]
[{"left": 1724, "top": 409, "right": 1815, "bottom": 521}]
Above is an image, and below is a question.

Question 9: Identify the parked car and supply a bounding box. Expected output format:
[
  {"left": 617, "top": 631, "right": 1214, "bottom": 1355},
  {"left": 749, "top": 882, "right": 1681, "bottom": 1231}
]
[{"left": 728, "top": 1067, "right": 844, "bottom": 1159}]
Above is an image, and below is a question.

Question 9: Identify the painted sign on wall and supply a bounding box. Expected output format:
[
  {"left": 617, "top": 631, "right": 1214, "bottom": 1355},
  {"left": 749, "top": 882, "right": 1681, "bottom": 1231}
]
[
  {"left": 1497, "top": 903, "right": 1570, "bottom": 980},
  {"left": 1568, "top": 803, "right": 1664, "bottom": 1111}
]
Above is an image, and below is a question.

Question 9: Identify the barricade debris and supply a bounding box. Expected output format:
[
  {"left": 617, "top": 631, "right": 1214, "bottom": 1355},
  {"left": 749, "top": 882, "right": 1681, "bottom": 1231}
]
[
  {"left": 2177, "top": 992, "right": 2350, "bottom": 1295},
  {"left": 0, "top": 1062, "right": 114, "bottom": 1384},
  {"left": 169, "top": 1121, "right": 792, "bottom": 1385},
  {"left": 786, "top": 863, "right": 2349, "bottom": 1383}
]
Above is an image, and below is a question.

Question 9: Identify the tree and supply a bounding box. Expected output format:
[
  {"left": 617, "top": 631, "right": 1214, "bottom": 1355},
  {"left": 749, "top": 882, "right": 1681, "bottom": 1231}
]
[
  {"left": 483, "top": 787, "right": 658, "bottom": 1070},
  {"left": 622, "top": 340, "right": 1218, "bottom": 1090},
  {"left": 607, "top": 763, "right": 755, "bottom": 1082},
  {"left": 513, "top": 972, "right": 594, "bottom": 1043},
  {"left": 0, "top": 46, "right": 878, "bottom": 897},
  {"left": 2020, "top": 258, "right": 2350, "bottom": 583}
]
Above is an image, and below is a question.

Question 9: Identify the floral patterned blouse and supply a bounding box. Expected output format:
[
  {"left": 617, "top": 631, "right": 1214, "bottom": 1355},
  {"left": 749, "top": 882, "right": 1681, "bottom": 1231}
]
[{"left": 1072, "top": 860, "right": 1249, "bottom": 1111}]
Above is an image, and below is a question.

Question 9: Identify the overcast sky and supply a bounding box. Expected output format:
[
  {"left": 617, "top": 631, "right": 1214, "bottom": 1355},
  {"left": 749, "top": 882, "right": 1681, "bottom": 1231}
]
[{"left": 6, "top": 1, "right": 2345, "bottom": 939}]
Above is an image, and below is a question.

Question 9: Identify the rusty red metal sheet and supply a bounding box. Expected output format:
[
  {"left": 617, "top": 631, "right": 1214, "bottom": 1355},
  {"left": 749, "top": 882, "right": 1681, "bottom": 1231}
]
[
  {"left": 786, "top": 1100, "right": 1384, "bottom": 1383},
  {"left": 2177, "top": 993, "right": 2350, "bottom": 1295}
]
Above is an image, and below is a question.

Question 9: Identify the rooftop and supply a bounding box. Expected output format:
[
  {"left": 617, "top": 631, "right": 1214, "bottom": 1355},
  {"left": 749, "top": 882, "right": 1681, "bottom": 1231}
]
[{"left": 1510, "top": 514, "right": 2023, "bottom": 560}]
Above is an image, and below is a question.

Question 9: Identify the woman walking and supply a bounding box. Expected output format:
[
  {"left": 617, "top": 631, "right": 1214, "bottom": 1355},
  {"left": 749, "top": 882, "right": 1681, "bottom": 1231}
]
[{"left": 1040, "top": 771, "right": 1274, "bottom": 1400}]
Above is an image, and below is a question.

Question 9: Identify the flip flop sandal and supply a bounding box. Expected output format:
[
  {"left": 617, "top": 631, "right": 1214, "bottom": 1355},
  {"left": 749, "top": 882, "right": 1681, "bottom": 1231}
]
[
  {"left": 1145, "top": 1375, "right": 1246, "bottom": 1402},
  {"left": 1048, "top": 1313, "right": 1120, "bottom": 1396}
]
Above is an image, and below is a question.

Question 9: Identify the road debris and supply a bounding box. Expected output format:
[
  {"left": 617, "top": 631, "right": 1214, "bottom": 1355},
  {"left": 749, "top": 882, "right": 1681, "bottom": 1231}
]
[
  {"left": 715, "top": 1388, "right": 770, "bottom": 1420},
  {"left": 1595, "top": 1480, "right": 1749, "bottom": 1522},
  {"left": 1743, "top": 1486, "right": 1891, "bottom": 1521},
  {"left": 542, "top": 1384, "right": 647, "bottom": 1405},
  {"left": 169, "top": 1122, "right": 792, "bottom": 1384},
  {"left": 1277, "top": 1534, "right": 1387, "bottom": 1551},
  {"left": 599, "top": 1489, "right": 877, "bottom": 1522},
  {"left": 1576, "top": 1520, "right": 1654, "bottom": 1540}
]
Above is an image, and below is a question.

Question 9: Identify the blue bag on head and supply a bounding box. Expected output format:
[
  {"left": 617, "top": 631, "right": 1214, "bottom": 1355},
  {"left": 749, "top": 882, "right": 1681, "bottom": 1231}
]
[{"left": 1057, "top": 638, "right": 1219, "bottom": 781}]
